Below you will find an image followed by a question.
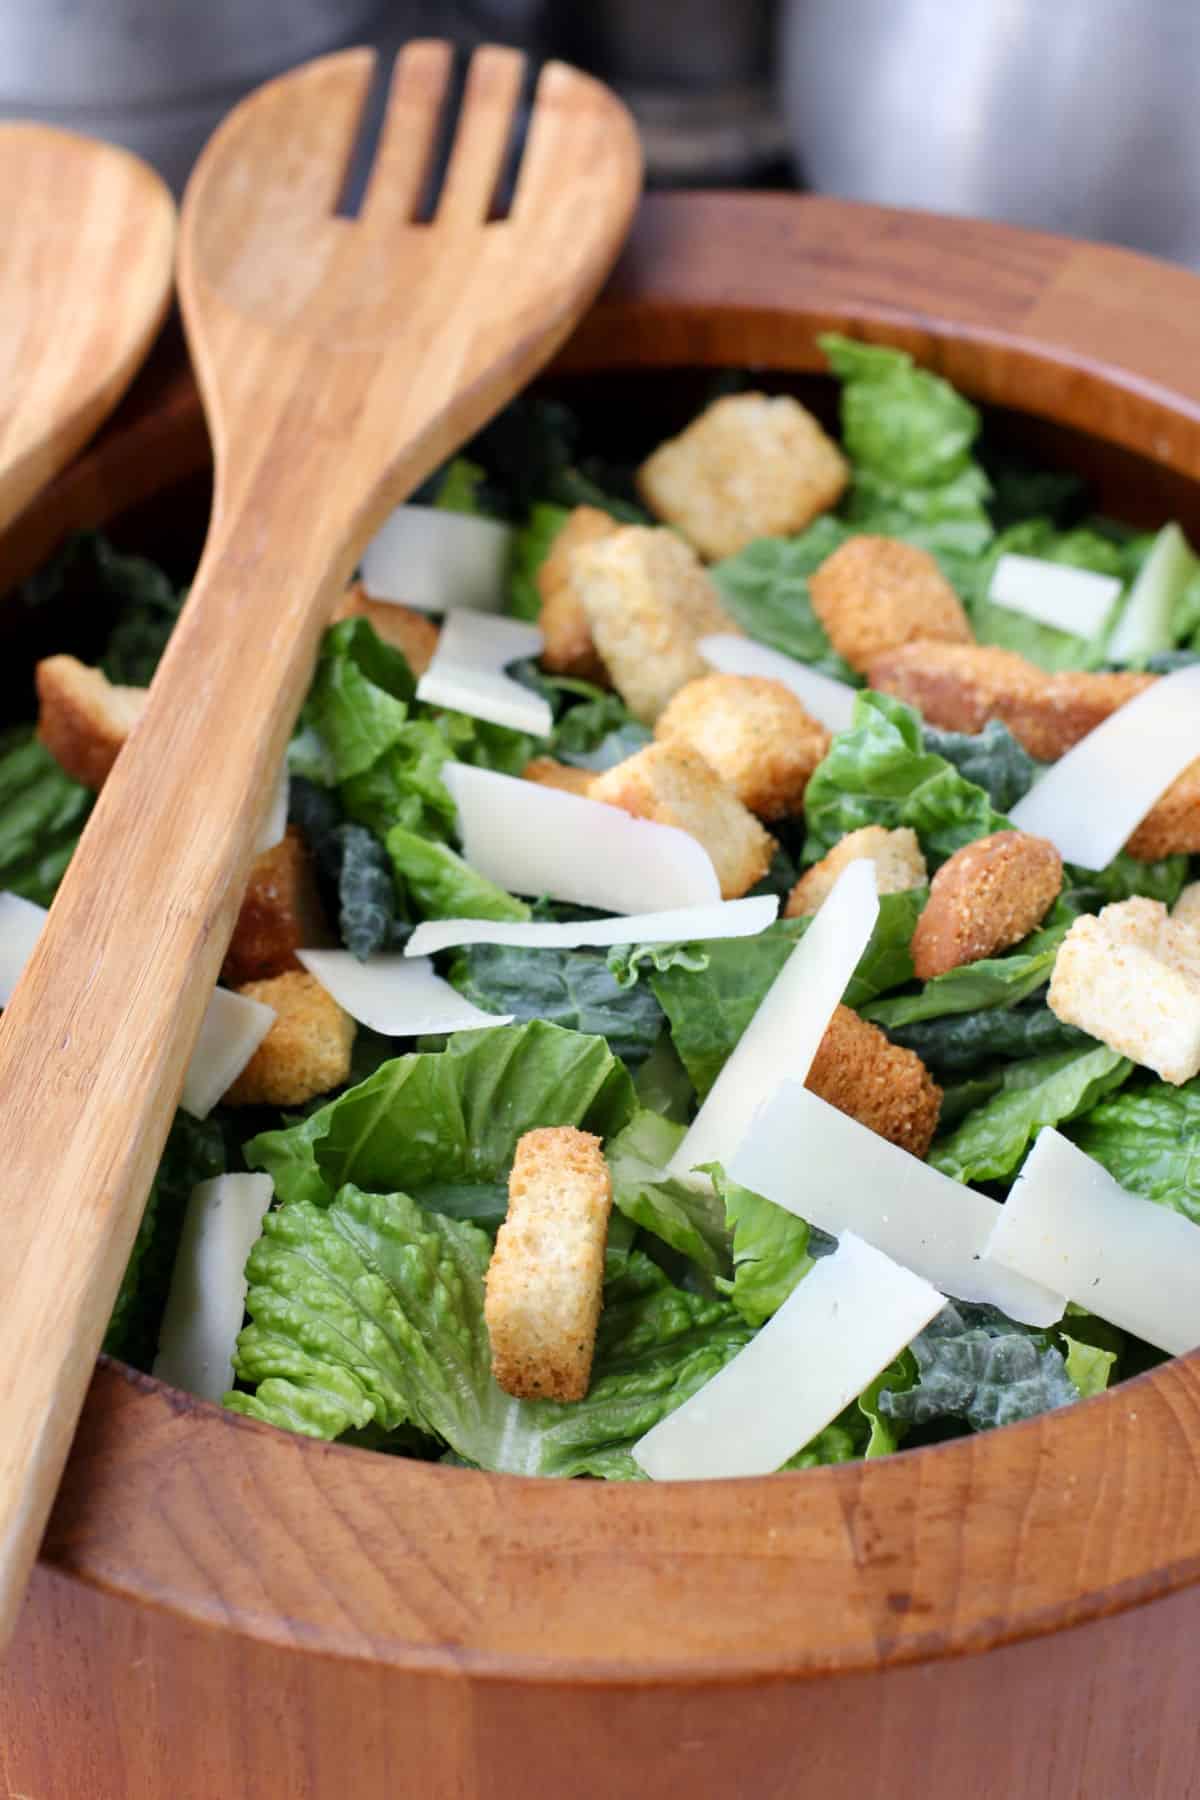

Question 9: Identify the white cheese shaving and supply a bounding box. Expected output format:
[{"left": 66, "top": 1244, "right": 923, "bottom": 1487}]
[
  {"left": 153, "top": 1174, "right": 274, "bottom": 1400},
  {"left": 443, "top": 762, "right": 721, "bottom": 913},
  {"left": 415, "top": 611, "right": 552, "bottom": 736},
  {"left": 698, "top": 632, "right": 857, "bottom": 732},
  {"left": 985, "top": 1127, "right": 1200, "bottom": 1354},
  {"left": 987, "top": 554, "right": 1122, "bottom": 638},
  {"left": 297, "top": 948, "right": 512, "bottom": 1036},
  {"left": 360, "top": 504, "right": 513, "bottom": 614},
  {"left": 666, "top": 858, "right": 878, "bottom": 1185},
  {"left": 180, "top": 988, "right": 276, "bottom": 1119},
  {"left": 0, "top": 892, "right": 273, "bottom": 1120},
  {"left": 1008, "top": 664, "right": 1200, "bottom": 869},
  {"left": 730, "top": 1085, "right": 1066, "bottom": 1327},
  {"left": 405, "top": 895, "right": 779, "bottom": 958},
  {"left": 253, "top": 768, "right": 290, "bottom": 855},
  {"left": 632, "top": 1232, "right": 943, "bottom": 1480}
]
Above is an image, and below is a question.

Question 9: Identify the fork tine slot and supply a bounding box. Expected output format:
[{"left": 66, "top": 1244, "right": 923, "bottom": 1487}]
[
  {"left": 361, "top": 40, "right": 455, "bottom": 227},
  {"left": 435, "top": 47, "right": 526, "bottom": 226}
]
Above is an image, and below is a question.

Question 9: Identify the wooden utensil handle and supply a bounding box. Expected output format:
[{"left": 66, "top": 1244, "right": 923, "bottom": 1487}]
[{"left": 0, "top": 472, "right": 353, "bottom": 1641}]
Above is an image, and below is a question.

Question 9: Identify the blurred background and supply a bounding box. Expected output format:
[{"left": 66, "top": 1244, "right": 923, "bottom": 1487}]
[{"left": 3, "top": 0, "right": 1197, "bottom": 265}]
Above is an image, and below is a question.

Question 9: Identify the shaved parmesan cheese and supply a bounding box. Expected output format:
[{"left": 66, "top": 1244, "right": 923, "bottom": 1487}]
[
  {"left": 699, "top": 632, "right": 857, "bottom": 732},
  {"left": 254, "top": 768, "right": 290, "bottom": 855},
  {"left": 297, "top": 948, "right": 512, "bottom": 1036},
  {"left": 1009, "top": 664, "right": 1200, "bottom": 869},
  {"left": 153, "top": 1174, "right": 274, "bottom": 1400},
  {"left": 666, "top": 858, "right": 878, "bottom": 1185},
  {"left": 405, "top": 895, "right": 778, "bottom": 958},
  {"left": 360, "top": 505, "right": 513, "bottom": 614},
  {"left": 1107, "top": 522, "right": 1199, "bottom": 664},
  {"left": 632, "top": 1232, "right": 942, "bottom": 1480},
  {"left": 987, "top": 554, "right": 1122, "bottom": 638},
  {"left": 0, "top": 892, "right": 52, "bottom": 1004},
  {"left": 729, "top": 1084, "right": 1066, "bottom": 1327},
  {"left": 181, "top": 988, "right": 275, "bottom": 1119},
  {"left": 985, "top": 1128, "right": 1200, "bottom": 1354},
  {"left": 416, "top": 611, "right": 552, "bottom": 736},
  {"left": 443, "top": 762, "right": 721, "bottom": 913},
  {"left": 0, "top": 893, "right": 273, "bottom": 1119}
]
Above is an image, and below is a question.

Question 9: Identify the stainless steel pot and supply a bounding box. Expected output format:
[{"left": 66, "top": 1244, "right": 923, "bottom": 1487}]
[{"left": 779, "top": 0, "right": 1200, "bottom": 265}]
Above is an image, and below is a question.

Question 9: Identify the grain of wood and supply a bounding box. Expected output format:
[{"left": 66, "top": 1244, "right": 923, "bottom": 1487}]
[
  {"left": 4, "top": 191, "right": 1200, "bottom": 1798},
  {"left": 0, "top": 43, "right": 640, "bottom": 1646},
  {"left": 0, "top": 124, "right": 175, "bottom": 541}
]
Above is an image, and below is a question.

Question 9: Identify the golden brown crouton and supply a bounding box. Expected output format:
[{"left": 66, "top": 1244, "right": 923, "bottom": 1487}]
[
  {"left": 571, "top": 526, "right": 738, "bottom": 724},
  {"left": 637, "top": 393, "right": 849, "bottom": 561},
  {"left": 590, "top": 742, "right": 775, "bottom": 899},
  {"left": 785, "top": 825, "right": 928, "bottom": 918},
  {"left": 1048, "top": 899, "right": 1200, "bottom": 1084},
  {"left": 654, "top": 673, "right": 830, "bottom": 820},
  {"left": 536, "top": 505, "right": 619, "bottom": 683},
  {"left": 1125, "top": 758, "right": 1200, "bottom": 860},
  {"left": 222, "top": 971, "right": 355, "bottom": 1107},
  {"left": 35, "top": 654, "right": 148, "bottom": 790},
  {"left": 522, "top": 756, "right": 595, "bottom": 799},
  {"left": 808, "top": 537, "right": 972, "bottom": 675},
  {"left": 334, "top": 583, "right": 440, "bottom": 675},
  {"left": 910, "top": 830, "right": 1063, "bottom": 981},
  {"left": 221, "top": 827, "right": 331, "bottom": 987},
  {"left": 806, "top": 1004, "right": 942, "bottom": 1158},
  {"left": 485, "top": 1127, "right": 613, "bottom": 1402},
  {"left": 867, "top": 640, "right": 1155, "bottom": 762}
]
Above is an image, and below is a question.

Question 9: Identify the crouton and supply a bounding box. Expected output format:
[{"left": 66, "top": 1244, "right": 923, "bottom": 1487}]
[
  {"left": 35, "top": 654, "right": 148, "bottom": 790},
  {"left": 1173, "top": 881, "right": 1200, "bottom": 933},
  {"left": 1125, "top": 758, "right": 1200, "bottom": 860},
  {"left": 537, "top": 505, "right": 619, "bottom": 683},
  {"left": 1048, "top": 898, "right": 1200, "bottom": 1085},
  {"left": 222, "top": 971, "right": 355, "bottom": 1107},
  {"left": 867, "top": 640, "right": 1155, "bottom": 762},
  {"left": 523, "top": 756, "right": 595, "bottom": 799},
  {"left": 808, "top": 537, "right": 972, "bottom": 675},
  {"left": 485, "top": 1127, "right": 612, "bottom": 1402},
  {"left": 910, "top": 830, "right": 1062, "bottom": 980},
  {"left": 590, "top": 742, "right": 775, "bottom": 899},
  {"left": 785, "top": 825, "right": 927, "bottom": 918},
  {"left": 221, "top": 827, "right": 331, "bottom": 987},
  {"left": 653, "top": 673, "right": 830, "bottom": 820},
  {"left": 806, "top": 1004, "right": 942, "bottom": 1159},
  {"left": 334, "top": 584, "right": 439, "bottom": 675},
  {"left": 571, "top": 526, "right": 738, "bottom": 724},
  {"left": 637, "top": 393, "right": 849, "bottom": 561}
]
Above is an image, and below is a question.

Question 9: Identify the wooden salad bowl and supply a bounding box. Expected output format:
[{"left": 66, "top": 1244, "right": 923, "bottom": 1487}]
[{"left": 4, "top": 193, "right": 1200, "bottom": 1800}]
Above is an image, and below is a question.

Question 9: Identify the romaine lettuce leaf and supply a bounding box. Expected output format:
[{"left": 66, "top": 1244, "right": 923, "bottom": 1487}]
[
  {"left": 863, "top": 900, "right": 1075, "bottom": 1029},
  {"left": 0, "top": 727, "right": 92, "bottom": 906},
  {"left": 447, "top": 939, "right": 664, "bottom": 1067},
  {"left": 710, "top": 521, "right": 858, "bottom": 676},
  {"left": 607, "top": 1110, "right": 731, "bottom": 1276},
  {"left": 708, "top": 1165, "right": 812, "bottom": 1327},
  {"left": 929, "top": 1044, "right": 1131, "bottom": 1184},
  {"left": 1068, "top": 1079, "right": 1200, "bottom": 1225},
  {"left": 386, "top": 826, "right": 528, "bottom": 923},
  {"left": 650, "top": 888, "right": 925, "bottom": 1097},
  {"left": 244, "top": 1020, "right": 635, "bottom": 1210},
  {"left": 507, "top": 501, "right": 571, "bottom": 621}
]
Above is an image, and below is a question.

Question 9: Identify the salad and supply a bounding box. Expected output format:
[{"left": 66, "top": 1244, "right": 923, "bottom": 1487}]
[{"left": 7, "top": 335, "right": 1200, "bottom": 1480}]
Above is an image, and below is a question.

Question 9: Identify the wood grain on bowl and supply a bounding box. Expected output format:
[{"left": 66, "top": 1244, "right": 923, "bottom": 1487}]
[{"left": 3, "top": 192, "right": 1200, "bottom": 1800}]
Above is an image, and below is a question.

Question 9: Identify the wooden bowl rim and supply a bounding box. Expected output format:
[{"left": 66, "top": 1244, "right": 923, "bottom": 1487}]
[{"left": 32, "top": 192, "right": 1200, "bottom": 1685}]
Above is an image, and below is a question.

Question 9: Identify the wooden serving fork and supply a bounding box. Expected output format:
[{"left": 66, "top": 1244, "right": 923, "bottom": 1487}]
[{"left": 0, "top": 42, "right": 640, "bottom": 1638}]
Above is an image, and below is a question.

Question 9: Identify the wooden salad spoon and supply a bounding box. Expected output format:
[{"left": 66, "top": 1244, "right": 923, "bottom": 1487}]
[
  {"left": 0, "top": 123, "right": 175, "bottom": 537},
  {"left": 0, "top": 43, "right": 640, "bottom": 1638}
]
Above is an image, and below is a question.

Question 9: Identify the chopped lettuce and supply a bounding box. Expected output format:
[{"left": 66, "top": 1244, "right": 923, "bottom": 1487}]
[
  {"left": 245, "top": 1021, "right": 635, "bottom": 1211},
  {"left": 551, "top": 686, "right": 652, "bottom": 771},
  {"left": 607, "top": 1110, "right": 731, "bottom": 1277},
  {"left": 708, "top": 1165, "right": 813, "bottom": 1327},
  {"left": 386, "top": 827, "right": 528, "bottom": 923},
  {"left": 447, "top": 939, "right": 664, "bottom": 1066},
  {"left": 1068, "top": 1079, "right": 1200, "bottom": 1225},
  {"left": 709, "top": 521, "right": 858, "bottom": 677},
  {"left": 930, "top": 1044, "right": 1131, "bottom": 1185},
  {"left": 885, "top": 1001, "right": 1090, "bottom": 1077},
  {"left": 863, "top": 900, "right": 1076, "bottom": 1028},
  {"left": 0, "top": 727, "right": 92, "bottom": 906},
  {"left": 921, "top": 720, "right": 1036, "bottom": 814},
  {"left": 508, "top": 501, "right": 571, "bottom": 621},
  {"left": 877, "top": 1303, "right": 1077, "bottom": 1434}
]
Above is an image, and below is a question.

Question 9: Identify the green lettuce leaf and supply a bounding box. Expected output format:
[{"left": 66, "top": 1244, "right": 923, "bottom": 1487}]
[
  {"left": 651, "top": 889, "right": 924, "bottom": 1097},
  {"left": 552, "top": 686, "right": 652, "bottom": 771},
  {"left": 708, "top": 1166, "right": 812, "bottom": 1327},
  {"left": 508, "top": 501, "right": 571, "bottom": 621},
  {"left": 244, "top": 1020, "right": 635, "bottom": 1211},
  {"left": 1062, "top": 1335, "right": 1118, "bottom": 1398},
  {"left": 803, "top": 691, "right": 1010, "bottom": 865},
  {"left": 930, "top": 1044, "right": 1132, "bottom": 1185},
  {"left": 432, "top": 456, "right": 489, "bottom": 514},
  {"left": 877, "top": 1303, "right": 1077, "bottom": 1434},
  {"left": 1068, "top": 1079, "right": 1200, "bottom": 1225},
  {"left": 607, "top": 1111, "right": 731, "bottom": 1277},
  {"left": 0, "top": 727, "right": 92, "bottom": 905},
  {"left": 305, "top": 618, "right": 415, "bottom": 781},
  {"left": 962, "top": 518, "right": 1128, "bottom": 671},
  {"left": 633, "top": 1032, "right": 695, "bottom": 1122},
  {"left": 921, "top": 721, "right": 1036, "bottom": 814},
  {"left": 885, "top": 1001, "right": 1090, "bottom": 1077},
  {"left": 386, "top": 826, "right": 528, "bottom": 923},
  {"left": 863, "top": 900, "right": 1075, "bottom": 1029},
  {"left": 447, "top": 939, "right": 663, "bottom": 1067},
  {"left": 710, "top": 521, "right": 858, "bottom": 676}
]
